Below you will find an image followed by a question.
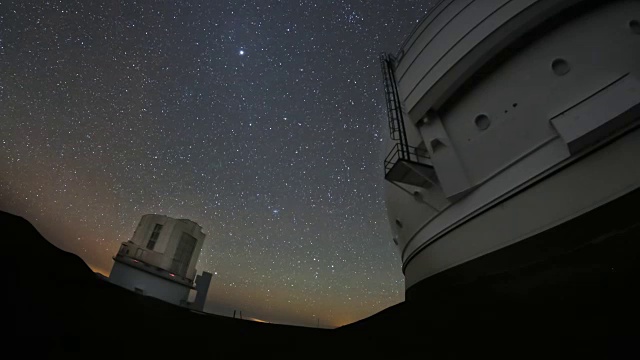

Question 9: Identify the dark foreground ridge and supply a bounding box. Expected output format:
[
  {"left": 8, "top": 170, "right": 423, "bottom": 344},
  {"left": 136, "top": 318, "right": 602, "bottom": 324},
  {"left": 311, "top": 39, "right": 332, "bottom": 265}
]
[{"left": 3, "top": 209, "right": 639, "bottom": 356}]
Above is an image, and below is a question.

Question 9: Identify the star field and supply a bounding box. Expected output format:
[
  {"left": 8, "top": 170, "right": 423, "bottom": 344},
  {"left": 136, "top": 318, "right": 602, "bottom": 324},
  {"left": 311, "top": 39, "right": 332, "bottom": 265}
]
[{"left": 0, "top": 0, "right": 430, "bottom": 327}]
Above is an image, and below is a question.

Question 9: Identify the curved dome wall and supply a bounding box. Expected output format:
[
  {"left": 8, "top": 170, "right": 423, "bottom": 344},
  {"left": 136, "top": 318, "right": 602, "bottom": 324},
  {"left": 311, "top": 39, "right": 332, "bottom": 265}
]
[{"left": 384, "top": 0, "right": 640, "bottom": 291}]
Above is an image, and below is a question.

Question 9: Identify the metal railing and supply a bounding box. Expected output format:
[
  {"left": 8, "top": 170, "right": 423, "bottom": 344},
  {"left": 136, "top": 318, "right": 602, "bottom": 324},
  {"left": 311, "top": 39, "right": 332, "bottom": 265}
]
[{"left": 384, "top": 143, "right": 431, "bottom": 175}]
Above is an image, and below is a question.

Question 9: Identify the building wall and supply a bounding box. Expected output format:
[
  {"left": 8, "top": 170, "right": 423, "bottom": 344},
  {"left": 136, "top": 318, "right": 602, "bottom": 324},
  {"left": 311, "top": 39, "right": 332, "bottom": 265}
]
[
  {"left": 130, "top": 214, "right": 176, "bottom": 254},
  {"left": 437, "top": 0, "right": 640, "bottom": 188},
  {"left": 127, "top": 214, "right": 206, "bottom": 281},
  {"left": 386, "top": 0, "right": 640, "bottom": 264},
  {"left": 404, "top": 126, "right": 640, "bottom": 288},
  {"left": 163, "top": 219, "right": 205, "bottom": 280},
  {"left": 109, "top": 261, "right": 191, "bottom": 306},
  {"left": 193, "top": 272, "right": 212, "bottom": 312}
]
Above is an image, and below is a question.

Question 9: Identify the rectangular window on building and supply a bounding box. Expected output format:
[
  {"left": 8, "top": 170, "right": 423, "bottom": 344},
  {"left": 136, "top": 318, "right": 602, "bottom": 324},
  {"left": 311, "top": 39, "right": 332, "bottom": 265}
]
[{"left": 147, "top": 224, "right": 163, "bottom": 250}]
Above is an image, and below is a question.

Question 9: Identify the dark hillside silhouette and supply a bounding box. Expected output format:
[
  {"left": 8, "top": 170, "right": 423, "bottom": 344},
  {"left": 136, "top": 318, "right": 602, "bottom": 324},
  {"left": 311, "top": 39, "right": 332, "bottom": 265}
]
[{"left": 4, "top": 207, "right": 640, "bottom": 356}]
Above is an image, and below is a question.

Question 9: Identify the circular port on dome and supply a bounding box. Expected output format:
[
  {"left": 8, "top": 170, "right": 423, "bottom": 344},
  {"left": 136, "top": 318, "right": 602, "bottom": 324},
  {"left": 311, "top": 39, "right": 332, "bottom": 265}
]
[
  {"left": 551, "top": 58, "right": 571, "bottom": 76},
  {"left": 474, "top": 114, "right": 491, "bottom": 131},
  {"left": 395, "top": 219, "right": 403, "bottom": 229}
]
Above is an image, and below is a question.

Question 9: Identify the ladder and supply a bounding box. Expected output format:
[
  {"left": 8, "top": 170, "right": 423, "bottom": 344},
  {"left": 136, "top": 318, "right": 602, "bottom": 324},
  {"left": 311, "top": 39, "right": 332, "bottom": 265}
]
[{"left": 380, "top": 53, "right": 409, "bottom": 155}]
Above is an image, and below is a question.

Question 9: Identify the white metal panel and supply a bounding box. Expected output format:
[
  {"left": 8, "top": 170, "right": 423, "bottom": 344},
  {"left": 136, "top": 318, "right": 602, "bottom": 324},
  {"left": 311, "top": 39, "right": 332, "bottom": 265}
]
[
  {"left": 395, "top": 0, "right": 474, "bottom": 80},
  {"left": 551, "top": 75, "right": 640, "bottom": 154},
  {"left": 404, "top": 126, "right": 640, "bottom": 288},
  {"left": 109, "top": 262, "right": 191, "bottom": 306},
  {"left": 441, "top": 0, "right": 640, "bottom": 185},
  {"left": 401, "top": 137, "right": 570, "bottom": 260},
  {"left": 398, "top": 0, "right": 513, "bottom": 110}
]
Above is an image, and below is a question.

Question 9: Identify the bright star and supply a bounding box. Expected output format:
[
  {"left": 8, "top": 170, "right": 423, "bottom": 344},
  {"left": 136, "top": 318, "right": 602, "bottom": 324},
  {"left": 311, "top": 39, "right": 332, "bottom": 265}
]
[{"left": 239, "top": 50, "right": 245, "bottom": 55}]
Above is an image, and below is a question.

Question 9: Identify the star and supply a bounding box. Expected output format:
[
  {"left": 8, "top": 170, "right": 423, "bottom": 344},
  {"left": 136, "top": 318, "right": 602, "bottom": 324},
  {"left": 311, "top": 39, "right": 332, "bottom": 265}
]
[{"left": 0, "top": 0, "right": 432, "bottom": 329}]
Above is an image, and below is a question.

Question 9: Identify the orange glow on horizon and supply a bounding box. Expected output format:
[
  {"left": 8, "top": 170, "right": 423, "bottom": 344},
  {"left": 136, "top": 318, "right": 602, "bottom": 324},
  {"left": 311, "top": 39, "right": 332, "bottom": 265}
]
[
  {"left": 246, "top": 317, "right": 269, "bottom": 323},
  {"left": 89, "top": 264, "right": 110, "bottom": 277}
]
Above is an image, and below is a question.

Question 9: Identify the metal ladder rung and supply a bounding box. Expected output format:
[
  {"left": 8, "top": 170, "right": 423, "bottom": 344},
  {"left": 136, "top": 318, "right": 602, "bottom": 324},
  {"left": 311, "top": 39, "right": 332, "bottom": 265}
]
[{"left": 380, "top": 52, "right": 409, "bottom": 163}]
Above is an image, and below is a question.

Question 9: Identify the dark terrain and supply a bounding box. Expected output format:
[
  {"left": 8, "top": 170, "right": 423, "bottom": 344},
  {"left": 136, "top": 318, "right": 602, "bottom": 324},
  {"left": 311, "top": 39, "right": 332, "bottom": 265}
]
[{"left": 4, "top": 209, "right": 639, "bottom": 356}]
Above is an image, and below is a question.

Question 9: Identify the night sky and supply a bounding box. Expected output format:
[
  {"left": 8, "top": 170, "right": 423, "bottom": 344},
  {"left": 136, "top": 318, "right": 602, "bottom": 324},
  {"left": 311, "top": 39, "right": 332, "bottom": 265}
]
[{"left": 0, "top": 0, "right": 430, "bottom": 327}]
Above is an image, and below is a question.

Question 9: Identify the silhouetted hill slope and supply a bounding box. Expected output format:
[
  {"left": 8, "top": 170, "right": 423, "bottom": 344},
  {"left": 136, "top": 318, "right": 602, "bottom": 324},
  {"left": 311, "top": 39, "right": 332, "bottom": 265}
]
[
  {"left": 338, "top": 189, "right": 640, "bottom": 345},
  {"left": 2, "top": 211, "right": 330, "bottom": 346},
  {"left": 4, "top": 209, "right": 640, "bottom": 357}
]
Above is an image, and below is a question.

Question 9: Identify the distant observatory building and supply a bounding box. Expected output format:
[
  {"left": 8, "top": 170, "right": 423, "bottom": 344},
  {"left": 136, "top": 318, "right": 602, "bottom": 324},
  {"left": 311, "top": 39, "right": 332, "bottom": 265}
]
[{"left": 109, "top": 214, "right": 211, "bottom": 309}]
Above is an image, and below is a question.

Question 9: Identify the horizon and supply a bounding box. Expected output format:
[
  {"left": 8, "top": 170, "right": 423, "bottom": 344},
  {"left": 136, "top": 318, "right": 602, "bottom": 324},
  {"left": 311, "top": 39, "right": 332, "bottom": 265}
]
[{"left": 0, "top": 0, "right": 431, "bottom": 328}]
